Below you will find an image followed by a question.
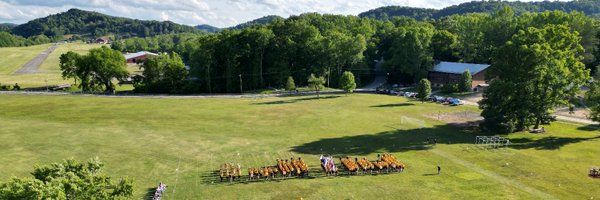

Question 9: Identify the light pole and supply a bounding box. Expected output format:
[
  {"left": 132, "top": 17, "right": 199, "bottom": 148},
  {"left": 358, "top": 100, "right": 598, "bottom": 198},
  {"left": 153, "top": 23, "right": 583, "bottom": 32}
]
[{"left": 239, "top": 74, "right": 243, "bottom": 94}]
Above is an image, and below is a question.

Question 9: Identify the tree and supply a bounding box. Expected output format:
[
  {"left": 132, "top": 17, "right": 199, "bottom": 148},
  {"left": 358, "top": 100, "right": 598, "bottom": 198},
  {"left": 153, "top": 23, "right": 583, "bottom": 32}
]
[
  {"left": 384, "top": 24, "right": 435, "bottom": 82},
  {"left": 59, "top": 51, "right": 81, "bottom": 85},
  {"left": 431, "top": 30, "right": 459, "bottom": 62},
  {"left": 136, "top": 52, "right": 188, "bottom": 93},
  {"left": 285, "top": 76, "right": 296, "bottom": 91},
  {"left": 587, "top": 81, "right": 600, "bottom": 122},
  {"left": 59, "top": 46, "right": 128, "bottom": 92},
  {"left": 339, "top": 71, "right": 357, "bottom": 95},
  {"left": 460, "top": 70, "right": 472, "bottom": 92},
  {"left": 0, "top": 158, "right": 134, "bottom": 199},
  {"left": 308, "top": 73, "right": 325, "bottom": 97},
  {"left": 416, "top": 78, "right": 431, "bottom": 102},
  {"left": 480, "top": 25, "right": 590, "bottom": 132}
]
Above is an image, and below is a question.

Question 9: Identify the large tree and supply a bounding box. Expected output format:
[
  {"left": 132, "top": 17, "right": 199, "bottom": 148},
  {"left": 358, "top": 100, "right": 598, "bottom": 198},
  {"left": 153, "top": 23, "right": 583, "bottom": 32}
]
[
  {"left": 136, "top": 52, "right": 188, "bottom": 93},
  {"left": 60, "top": 46, "right": 128, "bottom": 92},
  {"left": 480, "top": 24, "right": 590, "bottom": 132},
  {"left": 0, "top": 158, "right": 134, "bottom": 199}
]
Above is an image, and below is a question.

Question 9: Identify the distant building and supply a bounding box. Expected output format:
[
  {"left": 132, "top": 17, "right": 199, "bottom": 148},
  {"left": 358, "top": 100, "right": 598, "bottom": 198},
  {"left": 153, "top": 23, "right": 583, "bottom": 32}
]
[
  {"left": 96, "top": 37, "right": 111, "bottom": 44},
  {"left": 124, "top": 51, "right": 159, "bottom": 64},
  {"left": 428, "top": 61, "right": 491, "bottom": 91}
]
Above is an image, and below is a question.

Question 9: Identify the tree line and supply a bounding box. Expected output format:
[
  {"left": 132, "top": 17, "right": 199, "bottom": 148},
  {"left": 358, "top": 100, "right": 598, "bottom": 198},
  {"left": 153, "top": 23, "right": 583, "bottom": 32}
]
[
  {"left": 360, "top": 0, "right": 600, "bottom": 21},
  {"left": 111, "top": 9, "right": 600, "bottom": 93}
]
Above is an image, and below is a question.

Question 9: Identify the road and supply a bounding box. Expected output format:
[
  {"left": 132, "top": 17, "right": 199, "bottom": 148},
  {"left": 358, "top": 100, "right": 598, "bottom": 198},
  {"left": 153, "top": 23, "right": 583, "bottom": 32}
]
[
  {"left": 360, "top": 59, "right": 386, "bottom": 90},
  {"left": 14, "top": 44, "right": 59, "bottom": 74}
]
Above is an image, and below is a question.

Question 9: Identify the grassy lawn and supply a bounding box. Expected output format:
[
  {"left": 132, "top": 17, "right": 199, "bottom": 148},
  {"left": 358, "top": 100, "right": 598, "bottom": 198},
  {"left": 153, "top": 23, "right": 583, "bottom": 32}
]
[
  {"left": 0, "top": 43, "right": 135, "bottom": 90},
  {"left": 0, "top": 94, "right": 598, "bottom": 199}
]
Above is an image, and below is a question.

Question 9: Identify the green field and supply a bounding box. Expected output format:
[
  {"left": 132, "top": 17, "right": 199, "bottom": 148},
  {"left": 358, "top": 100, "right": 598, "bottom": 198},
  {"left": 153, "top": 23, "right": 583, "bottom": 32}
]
[
  {"left": 0, "top": 43, "right": 135, "bottom": 89},
  {"left": 0, "top": 94, "right": 598, "bottom": 199}
]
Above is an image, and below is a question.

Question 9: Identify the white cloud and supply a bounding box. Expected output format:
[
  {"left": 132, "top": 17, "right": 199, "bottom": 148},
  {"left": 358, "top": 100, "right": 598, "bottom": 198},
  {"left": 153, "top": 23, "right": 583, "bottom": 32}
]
[{"left": 0, "top": 0, "right": 570, "bottom": 28}]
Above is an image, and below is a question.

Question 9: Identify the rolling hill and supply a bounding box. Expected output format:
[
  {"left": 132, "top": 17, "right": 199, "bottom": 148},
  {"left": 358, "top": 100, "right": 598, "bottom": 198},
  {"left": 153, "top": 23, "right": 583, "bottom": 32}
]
[
  {"left": 359, "top": 0, "right": 600, "bottom": 20},
  {"left": 10, "top": 8, "right": 199, "bottom": 38}
]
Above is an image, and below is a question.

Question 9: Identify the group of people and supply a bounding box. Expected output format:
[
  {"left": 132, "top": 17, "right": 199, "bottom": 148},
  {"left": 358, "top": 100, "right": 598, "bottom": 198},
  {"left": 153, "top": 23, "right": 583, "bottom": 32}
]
[
  {"left": 219, "top": 163, "right": 242, "bottom": 182},
  {"left": 338, "top": 154, "right": 406, "bottom": 175},
  {"left": 590, "top": 168, "right": 600, "bottom": 177},
  {"left": 320, "top": 155, "right": 338, "bottom": 176},
  {"left": 217, "top": 154, "right": 406, "bottom": 183},
  {"left": 152, "top": 182, "right": 167, "bottom": 200}
]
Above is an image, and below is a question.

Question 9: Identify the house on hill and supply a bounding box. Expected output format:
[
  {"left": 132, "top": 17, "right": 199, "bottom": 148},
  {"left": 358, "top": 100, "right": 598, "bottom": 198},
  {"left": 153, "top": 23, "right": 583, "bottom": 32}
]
[
  {"left": 96, "top": 37, "right": 111, "bottom": 44},
  {"left": 124, "top": 51, "right": 158, "bottom": 64},
  {"left": 428, "top": 61, "right": 491, "bottom": 91}
]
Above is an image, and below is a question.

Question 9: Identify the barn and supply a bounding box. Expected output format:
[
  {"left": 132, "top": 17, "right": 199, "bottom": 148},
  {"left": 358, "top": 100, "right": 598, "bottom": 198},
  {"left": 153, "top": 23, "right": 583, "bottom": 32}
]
[
  {"left": 96, "top": 37, "right": 111, "bottom": 44},
  {"left": 124, "top": 51, "right": 159, "bottom": 64},
  {"left": 428, "top": 61, "right": 491, "bottom": 91}
]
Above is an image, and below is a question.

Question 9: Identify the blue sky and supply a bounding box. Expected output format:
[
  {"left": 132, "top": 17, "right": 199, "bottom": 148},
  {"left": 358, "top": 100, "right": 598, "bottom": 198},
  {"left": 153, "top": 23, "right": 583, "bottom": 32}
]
[{"left": 0, "top": 0, "right": 567, "bottom": 28}]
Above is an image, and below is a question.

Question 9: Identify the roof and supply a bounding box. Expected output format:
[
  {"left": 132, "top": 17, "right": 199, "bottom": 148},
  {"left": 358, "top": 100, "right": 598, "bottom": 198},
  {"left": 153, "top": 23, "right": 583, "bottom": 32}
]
[
  {"left": 124, "top": 51, "right": 158, "bottom": 60},
  {"left": 431, "top": 61, "right": 490, "bottom": 75}
]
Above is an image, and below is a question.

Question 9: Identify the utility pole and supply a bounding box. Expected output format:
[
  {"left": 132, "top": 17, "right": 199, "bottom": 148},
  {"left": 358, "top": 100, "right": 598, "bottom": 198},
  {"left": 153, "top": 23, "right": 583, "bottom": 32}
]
[{"left": 239, "top": 74, "right": 243, "bottom": 94}]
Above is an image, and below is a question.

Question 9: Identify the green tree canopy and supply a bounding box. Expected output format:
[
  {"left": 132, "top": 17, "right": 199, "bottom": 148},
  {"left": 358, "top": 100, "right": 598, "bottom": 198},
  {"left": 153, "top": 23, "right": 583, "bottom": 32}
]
[
  {"left": 0, "top": 158, "right": 134, "bottom": 200},
  {"left": 339, "top": 71, "right": 357, "bottom": 95},
  {"left": 460, "top": 70, "right": 472, "bottom": 92},
  {"left": 308, "top": 73, "right": 326, "bottom": 97},
  {"left": 481, "top": 24, "right": 590, "bottom": 132},
  {"left": 416, "top": 78, "right": 432, "bottom": 102},
  {"left": 136, "top": 52, "right": 188, "bottom": 94},
  {"left": 60, "top": 47, "right": 128, "bottom": 92}
]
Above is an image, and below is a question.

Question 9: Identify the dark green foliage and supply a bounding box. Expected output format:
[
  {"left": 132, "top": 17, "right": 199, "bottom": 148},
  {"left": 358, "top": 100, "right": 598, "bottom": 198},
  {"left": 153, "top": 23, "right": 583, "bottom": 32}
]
[
  {"left": 231, "top": 15, "right": 284, "bottom": 30},
  {"left": 59, "top": 47, "right": 128, "bottom": 92},
  {"left": 360, "top": 0, "right": 600, "bottom": 21},
  {"left": 441, "top": 83, "right": 460, "bottom": 94},
  {"left": 460, "top": 70, "right": 472, "bottom": 92},
  {"left": 11, "top": 8, "right": 198, "bottom": 39},
  {"left": 416, "top": 78, "right": 431, "bottom": 102},
  {"left": 0, "top": 23, "right": 17, "bottom": 32},
  {"left": 134, "top": 52, "right": 189, "bottom": 94},
  {"left": 481, "top": 25, "right": 590, "bottom": 132},
  {"left": 587, "top": 81, "right": 600, "bottom": 122},
  {"left": 0, "top": 158, "right": 134, "bottom": 199},
  {"left": 0, "top": 32, "right": 53, "bottom": 47}
]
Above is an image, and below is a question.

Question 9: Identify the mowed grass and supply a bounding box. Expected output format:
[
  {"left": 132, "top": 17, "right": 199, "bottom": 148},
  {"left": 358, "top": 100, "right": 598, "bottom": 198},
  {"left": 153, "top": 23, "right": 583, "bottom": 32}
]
[
  {"left": 0, "top": 94, "right": 599, "bottom": 199},
  {"left": 0, "top": 43, "right": 138, "bottom": 90},
  {"left": 0, "top": 44, "right": 51, "bottom": 74}
]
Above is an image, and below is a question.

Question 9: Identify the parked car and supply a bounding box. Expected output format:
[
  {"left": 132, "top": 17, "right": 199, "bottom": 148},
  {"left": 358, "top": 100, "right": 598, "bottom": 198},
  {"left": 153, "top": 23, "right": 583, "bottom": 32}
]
[{"left": 449, "top": 99, "right": 464, "bottom": 106}]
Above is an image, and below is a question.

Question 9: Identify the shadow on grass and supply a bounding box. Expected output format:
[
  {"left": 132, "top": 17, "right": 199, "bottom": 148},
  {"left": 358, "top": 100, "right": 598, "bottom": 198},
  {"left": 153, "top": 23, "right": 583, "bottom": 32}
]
[
  {"left": 370, "top": 103, "right": 415, "bottom": 108},
  {"left": 508, "top": 136, "right": 600, "bottom": 150},
  {"left": 144, "top": 187, "right": 157, "bottom": 200},
  {"left": 422, "top": 173, "right": 438, "bottom": 176},
  {"left": 253, "top": 95, "right": 341, "bottom": 105},
  {"left": 577, "top": 124, "right": 600, "bottom": 131},
  {"left": 291, "top": 122, "right": 600, "bottom": 156},
  {"left": 291, "top": 124, "right": 479, "bottom": 156}
]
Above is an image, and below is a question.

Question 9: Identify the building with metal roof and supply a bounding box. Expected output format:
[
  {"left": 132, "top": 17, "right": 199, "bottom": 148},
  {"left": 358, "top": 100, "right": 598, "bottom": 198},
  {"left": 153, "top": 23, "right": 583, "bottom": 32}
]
[
  {"left": 428, "top": 61, "right": 491, "bottom": 91},
  {"left": 124, "top": 51, "right": 158, "bottom": 64}
]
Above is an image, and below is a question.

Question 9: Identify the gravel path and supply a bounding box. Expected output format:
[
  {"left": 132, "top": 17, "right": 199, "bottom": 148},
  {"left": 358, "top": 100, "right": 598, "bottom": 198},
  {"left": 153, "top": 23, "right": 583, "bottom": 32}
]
[{"left": 14, "top": 44, "right": 59, "bottom": 74}]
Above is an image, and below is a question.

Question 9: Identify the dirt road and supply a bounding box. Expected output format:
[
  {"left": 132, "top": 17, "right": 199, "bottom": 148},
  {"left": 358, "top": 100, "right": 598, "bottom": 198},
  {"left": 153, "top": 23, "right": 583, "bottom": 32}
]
[{"left": 14, "top": 44, "right": 59, "bottom": 74}]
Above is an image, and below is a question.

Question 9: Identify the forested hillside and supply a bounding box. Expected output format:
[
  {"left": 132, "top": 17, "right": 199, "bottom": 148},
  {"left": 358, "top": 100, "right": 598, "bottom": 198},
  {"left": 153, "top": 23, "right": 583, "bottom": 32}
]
[
  {"left": 360, "top": 0, "right": 600, "bottom": 20},
  {"left": 10, "top": 8, "right": 198, "bottom": 39}
]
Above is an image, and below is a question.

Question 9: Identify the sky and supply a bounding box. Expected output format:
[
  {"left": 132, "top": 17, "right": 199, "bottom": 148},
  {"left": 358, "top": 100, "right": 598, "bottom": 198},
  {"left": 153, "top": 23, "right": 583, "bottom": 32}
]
[{"left": 0, "top": 0, "right": 568, "bottom": 28}]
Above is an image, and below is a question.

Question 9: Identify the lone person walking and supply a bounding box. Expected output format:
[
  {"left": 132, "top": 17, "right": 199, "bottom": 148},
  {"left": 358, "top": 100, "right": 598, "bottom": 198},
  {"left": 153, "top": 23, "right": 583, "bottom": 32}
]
[{"left": 437, "top": 165, "right": 441, "bottom": 175}]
